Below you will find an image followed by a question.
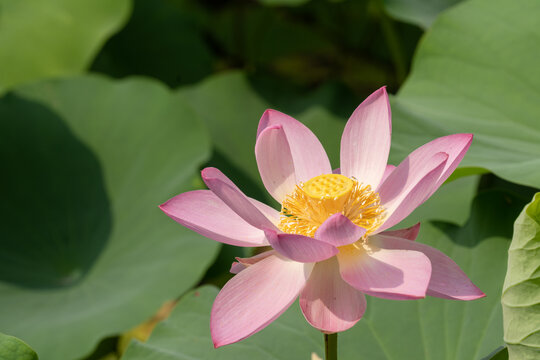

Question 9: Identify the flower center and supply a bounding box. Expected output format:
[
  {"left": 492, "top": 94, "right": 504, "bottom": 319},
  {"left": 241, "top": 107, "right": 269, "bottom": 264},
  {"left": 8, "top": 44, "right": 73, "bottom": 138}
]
[
  {"left": 278, "top": 174, "right": 385, "bottom": 237},
  {"left": 303, "top": 174, "right": 354, "bottom": 202}
]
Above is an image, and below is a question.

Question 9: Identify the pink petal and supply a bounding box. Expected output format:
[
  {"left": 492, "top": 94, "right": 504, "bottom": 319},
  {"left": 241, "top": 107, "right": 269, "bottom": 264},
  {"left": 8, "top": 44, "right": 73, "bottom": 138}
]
[
  {"left": 315, "top": 213, "right": 367, "bottom": 246},
  {"left": 372, "top": 235, "right": 485, "bottom": 300},
  {"left": 377, "top": 152, "right": 448, "bottom": 232},
  {"left": 257, "top": 109, "right": 332, "bottom": 184},
  {"left": 380, "top": 164, "right": 396, "bottom": 186},
  {"left": 340, "top": 87, "right": 392, "bottom": 189},
  {"left": 250, "top": 199, "right": 281, "bottom": 225},
  {"left": 160, "top": 190, "right": 268, "bottom": 247},
  {"left": 404, "top": 134, "right": 473, "bottom": 198},
  {"left": 255, "top": 125, "right": 298, "bottom": 203},
  {"left": 300, "top": 257, "right": 366, "bottom": 333},
  {"left": 337, "top": 242, "right": 431, "bottom": 300},
  {"left": 380, "top": 223, "right": 421, "bottom": 241},
  {"left": 202, "top": 167, "right": 278, "bottom": 230},
  {"left": 230, "top": 250, "right": 276, "bottom": 274},
  {"left": 211, "top": 254, "right": 313, "bottom": 347},
  {"left": 265, "top": 230, "right": 338, "bottom": 263}
]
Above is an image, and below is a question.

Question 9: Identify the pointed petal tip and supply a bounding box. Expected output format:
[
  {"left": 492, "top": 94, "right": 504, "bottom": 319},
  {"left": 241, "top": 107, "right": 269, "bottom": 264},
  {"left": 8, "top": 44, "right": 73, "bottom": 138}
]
[
  {"left": 467, "top": 291, "right": 486, "bottom": 300},
  {"left": 380, "top": 222, "right": 421, "bottom": 241},
  {"left": 158, "top": 198, "right": 175, "bottom": 214},
  {"left": 452, "top": 286, "right": 486, "bottom": 301},
  {"left": 364, "top": 85, "right": 389, "bottom": 104},
  {"left": 210, "top": 328, "right": 227, "bottom": 348}
]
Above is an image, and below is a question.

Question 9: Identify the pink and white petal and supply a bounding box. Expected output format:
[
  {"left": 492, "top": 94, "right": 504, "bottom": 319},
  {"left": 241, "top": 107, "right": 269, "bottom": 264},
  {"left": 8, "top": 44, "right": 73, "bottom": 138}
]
[
  {"left": 255, "top": 125, "right": 298, "bottom": 203},
  {"left": 211, "top": 254, "right": 313, "bottom": 347},
  {"left": 380, "top": 164, "right": 396, "bottom": 186},
  {"left": 377, "top": 152, "right": 448, "bottom": 232},
  {"left": 372, "top": 235, "right": 485, "bottom": 300},
  {"left": 340, "top": 87, "right": 392, "bottom": 189},
  {"left": 265, "top": 230, "right": 338, "bottom": 263},
  {"left": 315, "top": 213, "right": 367, "bottom": 247},
  {"left": 380, "top": 223, "right": 421, "bottom": 241},
  {"left": 337, "top": 243, "right": 431, "bottom": 300},
  {"left": 333, "top": 168, "right": 341, "bottom": 174},
  {"left": 160, "top": 190, "right": 268, "bottom": 247},
  {"left": 300, "top": 257, "right": 366, "bottom": 333},
  {"left": 257, "top": 109, "right": 332, "bottom": 183},
  {"left": 230, "top": 250, "right": 276, "bottom": 274},
  {"left": 397, "top": 134, "right": 473, "bottom": 199},
  {"left": 202, "top": 167, "right": 278, "bottom": 230},
  {"left": 250, "top": 199, "right": 281, "bottom": 225}
]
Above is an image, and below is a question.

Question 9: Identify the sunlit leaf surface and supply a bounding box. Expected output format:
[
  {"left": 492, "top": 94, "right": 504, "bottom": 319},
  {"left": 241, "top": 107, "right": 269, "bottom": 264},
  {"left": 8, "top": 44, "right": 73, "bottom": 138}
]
[
  {"left": 502, "top": 193, "right": 540, "bottom": 359},
  {"left": 0, "top": 0, "right": 131, "bottom": 92},
  {"left": 0, "top": 333, "right": 38, "bottom": 360},
  {"left": 392, "top": 0, "right": 540, "bottom": 189}
]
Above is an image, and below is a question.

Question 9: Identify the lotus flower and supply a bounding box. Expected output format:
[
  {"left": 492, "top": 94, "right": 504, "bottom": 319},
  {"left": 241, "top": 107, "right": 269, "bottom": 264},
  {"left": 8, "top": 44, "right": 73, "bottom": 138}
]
[{"left": 160, "top": 87, "right": 485, "bottom": 348}]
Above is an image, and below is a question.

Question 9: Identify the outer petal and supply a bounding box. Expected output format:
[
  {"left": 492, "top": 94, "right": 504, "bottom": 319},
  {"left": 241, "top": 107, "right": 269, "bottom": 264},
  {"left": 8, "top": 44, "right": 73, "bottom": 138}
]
[
  {"left": 202, "top": 167, "right": 278, "bottom": 230},
  {"left": 160, "top": 190, "right": 268, "bottom": 247},
  {"left": 315, "top": 213, "right": 367, "bottom": 246},
  {"left": 405, "top": 134, "right": 473, "bottom": 198},
  {"left": 380, "top": 223, "right": 421, "bottom": 241},
  {"left": 340, "top": 87, "right": 391, "bottom": 189},
  {"left": 255, "top": 125, "right": 298, "bottom": 203},
  {"left": 372, "top": 235, "right": 485, "bottom": 300},
  {"left": 300, "top": 257, "right": 366, "bottom": 333},
  {"left": 257, "top": 109, "right": 332, "bottom": 184},
  {"left": 377, "top": 152, "right": 448, "bottom": 232},
  {"left": 230, "top": 250, "right": 276, "bottom": 274},
  {"left": 337, "top": 242, "right": 431, "bottom": 299},
  {"left": 211, "top": 254, "right": 313, "bottom": 347},
  {"left": 265, "top": 230, "right": 338, "bottom": 263}
]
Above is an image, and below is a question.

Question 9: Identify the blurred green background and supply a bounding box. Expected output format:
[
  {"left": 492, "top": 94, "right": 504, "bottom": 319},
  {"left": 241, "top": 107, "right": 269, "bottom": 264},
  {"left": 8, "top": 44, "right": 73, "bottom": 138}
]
[{"left": 1, "top": 0, "right": 539, "bottom": 359}]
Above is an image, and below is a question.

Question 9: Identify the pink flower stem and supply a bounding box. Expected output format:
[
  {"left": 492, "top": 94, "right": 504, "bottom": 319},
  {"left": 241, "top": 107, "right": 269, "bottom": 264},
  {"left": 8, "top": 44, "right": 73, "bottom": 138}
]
[{"left": 324, "top": 333, "right": 338, "bottom": 360}]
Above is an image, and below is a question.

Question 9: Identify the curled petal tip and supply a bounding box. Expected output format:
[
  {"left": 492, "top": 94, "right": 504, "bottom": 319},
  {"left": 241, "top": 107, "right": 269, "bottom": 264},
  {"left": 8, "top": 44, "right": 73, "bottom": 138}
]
[
  {"left": 266, "top": 124, "right": 283, "bottom": 131},
  {"left": 200, "top": 166, "right": 218, "bottom": 180},
  {"left": 212, "top": 339, "right": 222, "bottom": 349}
]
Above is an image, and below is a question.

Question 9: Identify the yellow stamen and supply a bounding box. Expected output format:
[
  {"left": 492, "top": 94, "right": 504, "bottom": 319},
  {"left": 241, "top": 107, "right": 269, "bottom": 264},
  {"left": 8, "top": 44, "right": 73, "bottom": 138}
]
[{"left": 279, "top": 174, "right": 385, "bottom": 238}]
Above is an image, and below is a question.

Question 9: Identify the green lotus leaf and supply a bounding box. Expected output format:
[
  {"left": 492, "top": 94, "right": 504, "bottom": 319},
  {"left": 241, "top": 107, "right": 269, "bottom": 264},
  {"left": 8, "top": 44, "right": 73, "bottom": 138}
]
[
  {"left": 502, "top": 193, "right": 540, "bottom": 359},
  {"left": 0, "top": 75, "right": 219, "bottom": 360},
  {"left": 0, "top": 0, "right": 131, "bottom": 93},
  {"left": 391, "top": 0, "right": 540, "bottom": 189},
  {"left": 0, "top": 333, "right": 38, "bottom": 360}
]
